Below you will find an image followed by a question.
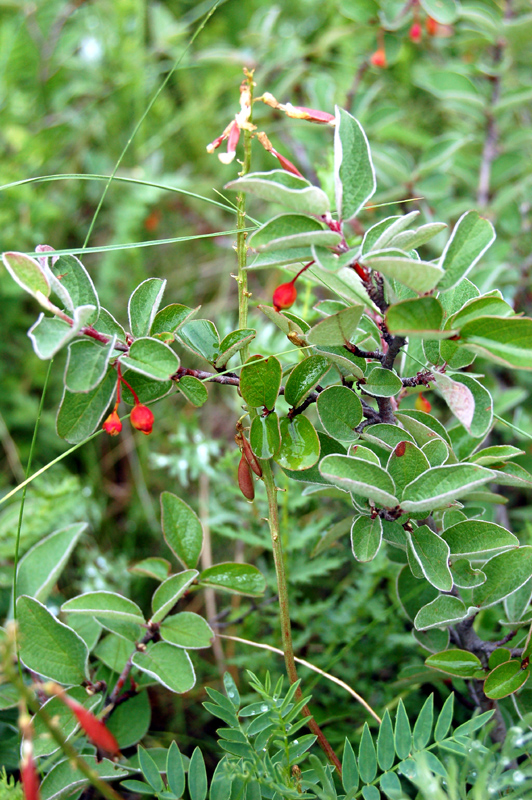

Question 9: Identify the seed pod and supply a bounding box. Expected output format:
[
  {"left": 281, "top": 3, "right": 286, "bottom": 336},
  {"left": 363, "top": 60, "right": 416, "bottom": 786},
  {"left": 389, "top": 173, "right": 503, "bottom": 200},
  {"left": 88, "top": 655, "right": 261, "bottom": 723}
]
[
  {"left": 238, "top": 453, "right": 255, "bottom": 501},
  {"left": 241, "top": 435, "right": 262, "bottom": 477}
]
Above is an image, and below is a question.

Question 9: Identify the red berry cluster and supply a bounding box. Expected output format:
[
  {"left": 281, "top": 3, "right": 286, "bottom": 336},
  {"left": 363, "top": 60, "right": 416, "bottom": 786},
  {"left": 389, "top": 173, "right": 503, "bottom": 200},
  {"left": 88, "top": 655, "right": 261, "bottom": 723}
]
[{"left": 103, "top": 364, "right": 154, "bottom": 437}]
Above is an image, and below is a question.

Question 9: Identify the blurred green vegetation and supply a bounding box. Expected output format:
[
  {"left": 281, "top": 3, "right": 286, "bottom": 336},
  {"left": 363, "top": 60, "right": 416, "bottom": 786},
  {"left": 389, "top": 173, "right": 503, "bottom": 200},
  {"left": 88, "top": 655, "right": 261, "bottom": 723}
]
[{"left": 1, "top": 0, "right": 531, "bottom": 766}]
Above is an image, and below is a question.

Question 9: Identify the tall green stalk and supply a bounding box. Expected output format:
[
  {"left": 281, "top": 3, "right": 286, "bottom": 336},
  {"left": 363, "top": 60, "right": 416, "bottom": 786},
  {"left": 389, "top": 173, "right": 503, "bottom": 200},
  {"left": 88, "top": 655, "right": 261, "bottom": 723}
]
[{"left": 235, "top": 73, "right": 341, "bottom": 776}]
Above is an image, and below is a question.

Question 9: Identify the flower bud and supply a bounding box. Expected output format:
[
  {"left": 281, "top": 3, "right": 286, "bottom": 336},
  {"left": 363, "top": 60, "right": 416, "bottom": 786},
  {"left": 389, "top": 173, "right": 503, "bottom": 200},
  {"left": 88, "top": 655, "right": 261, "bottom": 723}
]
[
  {"left": 273, "top": 281, "right": 297, "bottom": 311},
  {"left": 103, "top": 409, "right": 122, "bottom": 436},
  {"left": 238, "top": 454, "right": 255, "bottom": 501},
  {"left": 415, "top": 392, "right": 432, "bottom": 413},
  {"left": 370, "top": 48, "right": 387, "bottom": 68},
  {"left": 21, "top": 740, "right": 41, "bottom": 800},
  {"left": 425, "top": 16, "right": 438, "bottom": 35},
  {"left": 409, "top": 22, "right": 422, "bottom": 42},
  {"left": 130, "top": 403, "right": 154, "bottom": 435},
  {"left": 63, "top": 696, "right": 120, "bottom": 759}
]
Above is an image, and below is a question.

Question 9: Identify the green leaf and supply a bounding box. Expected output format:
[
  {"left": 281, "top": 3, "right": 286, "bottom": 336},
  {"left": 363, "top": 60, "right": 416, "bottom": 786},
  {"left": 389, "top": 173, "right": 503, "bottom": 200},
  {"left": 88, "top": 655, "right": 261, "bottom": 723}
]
[
  {"left": 161, "top": 492, "right": 204, "bottom": 570},
  {"left": 178, "top": 319, "right": 221, "bottom": 363},
  {"left": 93, "top": 307, "right": 126, "bottom": 341},
  {"left": 364, "top": 211, "right": 420, "bottom": 254},
  {"left": 401, "top": 464, "right": 493, "bottom": 513},
  {"left": 132, "top": 642, "right": 195, "bottom": 693},
  {"left": 450, "top": 559, "right": 486, "bottom": 589},
  {"left": 419, "top": 0, "right": 459, "bottom": 23},
  {"left": 363, "top": 366, "right": 403, "bottom": 398},
  {"left": 505, "top": 578, "right": 532, "bottom": 623},
  {"left": 61, "top": 591, "right": 145, "bottom": 624},
  {"left": 167, "top": 741, "right": 186, "bottom": 798},
  {"left": 275, "top": 416, "right": 321, "bottom": 470},
  {"left": 160, "top": 612, "right": 213, "bottom": 649},
  {"left": 387, "top": 441, "right": 430, "bottom": 498},
  {"left": 484, "top": 660, "right": 530, "bottom": 699},
  {"left": 426, "top": 649, "right": 483, "bottom": 678},
  {"left": 17, "top": 596, "right": 89, "bottom": 684},
  {"left": 320, "top": 454, "right": 398, "bottom": 506},
  {"left": 138, "top": 746, "right": 165, "bottom": 792},
  {"left": 358, "top": 722, "right": 377, "bottom": 784},
  {"left": 392, "top": 223, "right": 448, "bottom": 250},
  {"left": 65, "top": 337, "right": 117, "bottom": 393},
  {"left": 447, "top": 294, "right": 514, "bottom": 329},
  {"left": 407, "top": 526, "right": 452, "bottom": 591},
  {"left": 2, "top": 251, "right": 50, "bottom": 299},
  {"left": 199, "top": 563, "right": 265, "bottom": 596},
  {"left": 128, "top": 556, "right": 171, "bottom": 581},
  {"left": 317, "top": 385, "right": 363, "bottom": 441},
  {"left": 225, "top": 170, "right": 330, "bottom": 215},
  {"left": 250, "top": 413, "right": 281, "bottom": 459},
  {"left": 215, "top": 328, "right": 256, "bottom": 369},
  {"left": 240, "top": 355, "right": 282, "bottom": 409},
  {"left": 313, "top": 345, "right": 366, "bottom": 380},
  {"left": 434, "top": 693, "right": 454, "bottom": 741},
  {"left": 377, "top": 710, "right": 395, "bottom": 772},
  {"left": 306, "top": 305, "right": 364, "bottom": 346},
  {"left": 472, "top": 547, "right": 532, "bottom": 608},
  {"left": 362, "top": 424, "right": 415, "bottom": 453},
  {"left": 396, "top": 566, "right": 438, "bottom": 622},
  {"left": 120, "top": 370, "right": 172, "bottom": 406},
  {"left": 45, "top": 253, "right": 100, "bottom": 322},
  {"left": 28, "top": 306, "right": 97, "bottom": 359},
  {"left": 150, "top": 303, "right": 199, "bottom": 336},
  {"left": 282, "top": 431, "right": 346, "bottom": 485},
  {"left": 459, "top": 315, "right": 532, "bottom": 370},
  {"left": 119, "top": 337, "right": 179, "bottom": 381},
  {"left": 284, "top": 355, "right": 331, "bottom": 408},
  {"left": 16, "top": 522, "right": 87, "bottom": 603},
  {"left": 40, "top": 757, "right": 129, "bottom": 800},
  {"left": 351, "top": 515, "right": 383, "bottom": 562},
  {"left": 177, "top": 375, "right": 208, "bottom": 407},
  {"left": 151, "top": 570, "right": 199, "bottom": 623},
  {"left": 413, "top": 626, "right": 450, "bottom": 654},
  {"left": 94, "top": 634, "right": 133, "bottom": 672},
  {"left": 394, "top": 700, "right": 412, "bottom": 761},
  {"left": 189, "top": 747, "right": 208, "bottom": 800},
  {"left": 413, "top": 694, "right": 433, "bottom": 751},
  {"left": 334, "top": 107, "right": 376, "bottom": 221},
  {"left": 249, "top": 213, "right": 341, "bottom": 251},
  {"left": 379, "top": 771, "right": 403, "bottom": 799},
  {"left": 361, "top": 785, "right": 380, "bottom": 800},
  {"left": 469, "top": 445, "right": 525, "bottom": 466},
  {"left": 363, "top": 254, "right": 443, "bottom": 294},
  {"left": 127, "top": 278, "right": 165, "bottom": 338},
  {"left": 396, "top": 409, "right": 451, "bottom": 446},
  {"left": 440, "top": 519, "right": 518, "bottom": 557},
  {"left": 438, "top": 211, "right": 495, "bottom": 291},
  {"left": 342, "top": 739, "right": 359, "bottom": 792},
  {"left": 107, "top": 691, "right": 150, "bottom": 749},
  {"left": 386, "top": 297, "right": 446, "bottom": 337},
  {"left": 414, "top": 595, "right": 469, "bottom": 630}
]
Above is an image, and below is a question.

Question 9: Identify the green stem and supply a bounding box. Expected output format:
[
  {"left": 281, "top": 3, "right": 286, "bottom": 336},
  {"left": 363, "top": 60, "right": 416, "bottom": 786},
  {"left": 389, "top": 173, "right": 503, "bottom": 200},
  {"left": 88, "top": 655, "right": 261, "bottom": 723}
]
[
  {"left": 234, "top": 72, "right": 341, "bottom": 776},
  {"left": 262, "top": 461, "right": 342, "bottom": 776}
]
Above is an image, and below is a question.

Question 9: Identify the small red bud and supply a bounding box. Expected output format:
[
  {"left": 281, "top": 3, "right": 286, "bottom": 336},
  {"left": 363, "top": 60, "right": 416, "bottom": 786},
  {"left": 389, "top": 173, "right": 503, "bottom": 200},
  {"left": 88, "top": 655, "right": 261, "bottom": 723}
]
[
  {"left": 63, "top": 697, "right": 120, "bottom": 759},
  {"left": 415, "top": 393, "right": 432, "bottom": 413},
  {"left": 370, "top": 48, "right": 387, "bottom": 68},
  {"left": 273, "top": 281, "right": 297, "bottom": 311},
  {"left": 130, "top": 403, "right": 154, "bottom": 435},
  {"left": 395, "top": 441, "right": 407, "bottom": 457},
  {"left": 426, "top": 16, "right": 438, "bottom": 36},
  {"left": 409, "top": 22, "right": 422, "bottom": 42},
  {"left": 103, "top": 409, "right": 122, "bottom": 436}
]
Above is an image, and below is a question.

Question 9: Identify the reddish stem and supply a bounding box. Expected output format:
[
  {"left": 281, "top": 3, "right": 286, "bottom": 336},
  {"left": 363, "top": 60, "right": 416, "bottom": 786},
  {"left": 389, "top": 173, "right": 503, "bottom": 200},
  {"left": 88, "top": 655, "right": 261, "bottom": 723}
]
[
  {"left": 117, "top": 366, "right": 140, "bottom": 405},
  {"left": 291, "top": 260, "right": 315, "bottom": 283}
]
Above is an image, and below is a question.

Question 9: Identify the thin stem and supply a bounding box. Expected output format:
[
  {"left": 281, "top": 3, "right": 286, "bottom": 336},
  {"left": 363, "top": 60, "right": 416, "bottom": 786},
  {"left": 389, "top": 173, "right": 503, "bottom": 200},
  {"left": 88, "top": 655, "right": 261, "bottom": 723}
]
[
  {"left": 12, "top": 360, "right": 53, "bottom": 667},
  {"left": 262, "top": 461, "right": 342, "bottom": 774}
]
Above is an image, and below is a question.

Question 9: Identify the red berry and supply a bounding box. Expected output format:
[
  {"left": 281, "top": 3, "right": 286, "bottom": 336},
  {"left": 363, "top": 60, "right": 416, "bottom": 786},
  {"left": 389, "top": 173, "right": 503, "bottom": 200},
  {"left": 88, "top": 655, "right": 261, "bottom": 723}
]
[
  {"left": 130, "top": 403, "right": 154, "bottom": 435},
  {"left": 273, "top": 281, "right": 297, "bottom": 311},
  {"left": 370, "top": 48, "right": 387, "bottom": 68},
  {"left": 102, "top": 409, "right": 122, "bottom": 436},
  {"left": 409, "top": 22, "right": 422, "bottom": 42}
]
